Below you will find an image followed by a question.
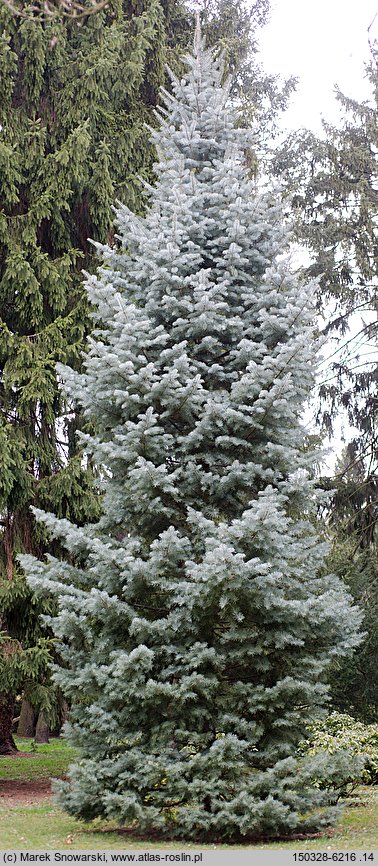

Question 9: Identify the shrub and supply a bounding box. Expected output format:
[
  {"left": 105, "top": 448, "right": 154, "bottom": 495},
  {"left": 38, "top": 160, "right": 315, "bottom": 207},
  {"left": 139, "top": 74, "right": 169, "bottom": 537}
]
[{"left": 299, "top": 712, "right": 378, "bottom": 791}]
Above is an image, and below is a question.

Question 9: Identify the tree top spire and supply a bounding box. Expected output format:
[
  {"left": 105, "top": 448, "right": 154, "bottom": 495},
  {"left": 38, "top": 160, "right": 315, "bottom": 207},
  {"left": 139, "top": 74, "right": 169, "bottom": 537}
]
[{"left": 194, "top": 9, "right": 202, "bottom": 54}]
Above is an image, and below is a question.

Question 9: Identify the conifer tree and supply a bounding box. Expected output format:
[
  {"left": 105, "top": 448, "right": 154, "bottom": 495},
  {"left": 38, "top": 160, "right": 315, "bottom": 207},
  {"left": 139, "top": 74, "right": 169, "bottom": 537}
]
[
  {"left": 272, "top": 53, "right": 377, "bottom": 482},
  {"left": 272, "top": 54, "right": 377, "bottom": 723},
  {"left": 23, "top": 32, "right": 362, "bottom": 839},
  {"left": 324, "top": 451, "right": 378, "bottom": 722}
]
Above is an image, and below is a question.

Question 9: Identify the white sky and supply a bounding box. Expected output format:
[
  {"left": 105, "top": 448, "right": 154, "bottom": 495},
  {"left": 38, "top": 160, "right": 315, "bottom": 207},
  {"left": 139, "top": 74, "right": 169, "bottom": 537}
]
[
  {"left": 258, "top": 0, "right": 377, "bottom": 132},
  {"left": 257, "top": 1, "right": 378, "bottom": 467}
]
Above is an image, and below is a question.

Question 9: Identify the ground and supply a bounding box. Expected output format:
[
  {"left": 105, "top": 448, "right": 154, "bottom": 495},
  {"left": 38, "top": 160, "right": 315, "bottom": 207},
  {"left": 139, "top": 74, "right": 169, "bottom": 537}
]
[
  {"left": 1, "top": 777, "right": 52, "bottom": 805},
  {"left": 0, "top": 740, "right": 378, "bottom": 850}
]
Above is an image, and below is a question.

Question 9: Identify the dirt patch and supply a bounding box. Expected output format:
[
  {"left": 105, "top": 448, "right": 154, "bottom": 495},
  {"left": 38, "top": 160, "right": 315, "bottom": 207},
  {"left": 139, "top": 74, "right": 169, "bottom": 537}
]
[
  {"left": 2, "top": 751, "right": 36, "bottom": 758},
  {"left": 0, "top": 778, "right": 52, "bottom": 805}
]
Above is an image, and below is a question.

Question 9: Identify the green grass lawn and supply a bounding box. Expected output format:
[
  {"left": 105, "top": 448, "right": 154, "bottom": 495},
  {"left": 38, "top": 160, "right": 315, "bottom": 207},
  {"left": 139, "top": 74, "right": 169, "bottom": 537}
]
[
  {"left": 0, "top": 737, "right": 77, "bottom": 780},
  {"left": 1, "top": 739, "right": 377, "bottom": 850}
]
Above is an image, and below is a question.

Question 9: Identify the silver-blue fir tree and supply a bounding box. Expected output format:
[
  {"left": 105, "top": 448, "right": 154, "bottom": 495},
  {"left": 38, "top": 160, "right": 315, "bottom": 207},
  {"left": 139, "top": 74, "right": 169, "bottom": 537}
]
[{"left": 22, "top": 29, "right": 362, "bottom": 842}]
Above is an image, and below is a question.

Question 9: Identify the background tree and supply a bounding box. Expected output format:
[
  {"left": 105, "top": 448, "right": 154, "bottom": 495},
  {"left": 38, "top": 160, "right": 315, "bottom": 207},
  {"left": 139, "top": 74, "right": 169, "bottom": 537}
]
[
  {"left": 23, "top": 35, "right": 361, "bottom": 841},
  {"left": 272, "top": 51, "right": 377, "bottom": 490},
  {"left": 322, "top": 450, "right": 378, "bottom": 722},
  {"left": 272, "top": 50, "right": 377, "bottom": 722}
]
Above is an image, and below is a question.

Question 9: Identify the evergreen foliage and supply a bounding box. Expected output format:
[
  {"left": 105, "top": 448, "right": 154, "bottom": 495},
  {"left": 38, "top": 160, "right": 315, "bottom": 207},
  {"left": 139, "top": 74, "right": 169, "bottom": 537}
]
[
  {"left": 0, "top": 0, "right": 189, "bottom": 750},
  {"left": 322, "top": 452, "right": 378, "bottom": 722},
  {"left": 23, "top": 35, "right": 362, "bottom": 840},
  {"left": 272, "top": 53, "right": 377, "bottom": 486},
  {"left": 272, "top": 56, "right": 377, "bottom": 722},
  {"left": 195, "top": 0, "right": 297, "bottom": 151},
  {"left": 0, "top": 0, "right": 295, "bottom": 751}
]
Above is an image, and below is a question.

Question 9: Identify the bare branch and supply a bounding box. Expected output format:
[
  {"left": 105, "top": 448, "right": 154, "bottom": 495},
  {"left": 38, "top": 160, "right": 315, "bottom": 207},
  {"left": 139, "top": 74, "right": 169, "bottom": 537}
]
[
  {"left": 0, "top": 0, "right": 111, "bottom": 20},
  {"left": 368, "top": 9, "right": 378, "bottom": 61}
]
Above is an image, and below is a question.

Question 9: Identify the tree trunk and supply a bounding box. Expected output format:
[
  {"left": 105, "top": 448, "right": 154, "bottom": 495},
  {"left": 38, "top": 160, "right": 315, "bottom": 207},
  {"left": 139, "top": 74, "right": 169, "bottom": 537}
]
[
  {"left": 3, "top": 514, "right": 14, "bottom": 580},
  {"left": 0, "top": 695, "right": 18, "bottom": 754},
  {"left": 34, "top": 710, "right": 49, "bottom": 744},
  {"left": 17, "top": 698, "right": 35, "bottom": 738},
  {"left": 60, "top": 700, "right": 70, "bottom": 733}
]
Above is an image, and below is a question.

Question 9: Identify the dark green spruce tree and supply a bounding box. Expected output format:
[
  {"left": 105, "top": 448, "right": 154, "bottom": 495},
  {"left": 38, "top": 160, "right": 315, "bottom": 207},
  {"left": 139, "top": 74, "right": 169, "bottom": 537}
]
[
  {"left": 0, "top": 0, "right": 193, "bottom": 754},
  {"left": 272, "top": 50, "right": 378, "bottom": 721},
  {"left": 324, "top": 451, "right": 378, "bottom": 722},
  {"left": 24, "top": 34, "right": 362, "bottom": 840},
  {"left": 272, "top": 50, "right": 377, "bottom": 479}
]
